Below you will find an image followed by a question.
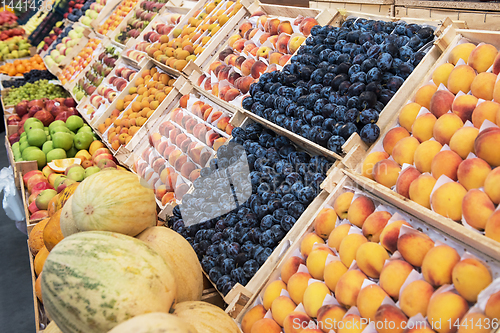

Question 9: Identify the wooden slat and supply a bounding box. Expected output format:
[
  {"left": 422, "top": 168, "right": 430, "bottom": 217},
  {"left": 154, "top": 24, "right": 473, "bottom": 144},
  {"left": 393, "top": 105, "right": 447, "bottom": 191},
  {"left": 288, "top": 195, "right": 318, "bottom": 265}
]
[{"left": 395, "top": 0, "right": 500, "bottom": 12}]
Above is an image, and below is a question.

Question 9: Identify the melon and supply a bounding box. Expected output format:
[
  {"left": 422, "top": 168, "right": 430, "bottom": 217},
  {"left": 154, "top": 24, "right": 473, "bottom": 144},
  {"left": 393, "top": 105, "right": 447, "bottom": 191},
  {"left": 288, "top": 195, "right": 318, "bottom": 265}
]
[
  {"left": 59, "top": 196, "right": 80, "bottom": 237},
  {"left": 34, "top": 246, "right": 49, "bottom": 276},
  {"left": 47, "top": 194, "right": 60, "bottom": 217},
  {"left": 44, "top": 321, "right": 63, "bottom": 333},
  {"left": 173, "top": 301, "right": 240, "bottom": 333},
  {"left": 43, "top": 210, "right": 64, "bottom": 251},
  {"left": 58, "top": 182, "right": 78, "bottom": 207},
  {"left": 107, "top": 312, "right": 198, "bottom": 333},
  {"left": 35, "top": 273, "right": 43, "bottom": 302},
  {"left": 28, "top": 218, "right": 50, "bottom": 255},
  {"left": 71, "top": 170, "right": 156, "bottom": 236},
  {"left": 41, "top": 231, "right": 177, "bottom": 333},
  {"left": 137, "top": 227, "right": 203, "bottom": 302}
]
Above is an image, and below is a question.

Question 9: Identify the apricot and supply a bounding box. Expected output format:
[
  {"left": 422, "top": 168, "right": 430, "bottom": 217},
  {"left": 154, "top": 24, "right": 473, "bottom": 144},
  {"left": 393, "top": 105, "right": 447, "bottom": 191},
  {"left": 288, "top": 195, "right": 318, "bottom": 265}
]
[
  {"left": 393, "top": 136, "right": 420, "bottom": 165},
  {"left": 288, "top": 272, "right": 313, "bottom": 305},
  {"left": 468, "top": 43, "right": 498, "bottom": 73},
  {"left": 409, "top": 173, "right": 437, "bottom": 209},
  {"left": 449, "top": 126, "right": 479, "bottom": 159},
  {"left": 339, "top": 233, "right": 368, "bottom": 268},
  {"left": 457, "top": 157, "right": 491, "bottom": 190},
  {"left": 448, "top": 65, "right": 477, "bottom": 95},
  {"left": 362, "top": 151, "right": 390, "bottom": 180},
  {"left": 380, "top": 220, "right": 412, "bottom": 253},
  {"left": 422, "top": 245, "right": 460, "bottom": 287},
  {"left": 412, "top": 113, "right": 437, "bottom": 142},
  {"left": 462, "top": 189, "right": 495, "bottom": 230},
  {"left": 303, "top": 282, "right": 331, "bottom": 318},
  {"left": 300, "top": 233, "right": 324, "bottom": 258},
  {"left": 449, "top": 43, "right": 476, "bottom": 65},
  {"left": 314, "top": 208, "right": 337, "bottom": 239},
  {"left": 334, "top": 269, "right": 366, "bottom": 308},
  {"left": 471, "top": 72, "right": 497, "bottom": 101},
  {"left": 334, "top": 192, "right": 354, "bottom": 219},
  {"left": 281, "top": 256, "right": 306, "bottom": 284},
  {"left": 317, "top": 305, "right": 346, "bottom": 333},
  {"left": 356, "top": 242, "right": 389, "bottom": 278},
  {"left": 347, "top": 196, "right": 375, "bottom": 228},
  {"left": 337, "top": 314, "right": 366, "bottom": 333},
  {"left": 398, "top": 230, "right": 435, "bottom": 267},
  {"left": 484, "top": 166, "right": 500, "bottom": 204},
  {"left": 433, "top": 113, "right": 464, "bottom": 145},
  {"left": 373, "top": 159, "right": 402, "bottom": 188},
  {"left": 241, "top": 305, "right": 267, "bottom": 333},
  {"left": 357, "top": 284, "right": 389, "bottom": 321},
  {"left": 475, "top": 128, "right": 500, "bottom": 167},
  {"left": 362, "top": 211, "right": 392, "bottom": 242},
  {"left": 452, "top": 94, "right": 478, "bottom": 122},
  {"left": 432, "top": 63, "right": 455, "bottom": 87},
  {"left": 431, "top": 150, "right": 463, "bottom": 181},
  {"left": 427, "top": 291, "right": 468, "bottom": 333},
  {"left": 452, "top": 258, "right": 492, "bottom": 302},
  {"left": 271, "top": 296, "right": 297, "bottom": 326},
  {"left": 262, "top": 280, "right": 287, "bottom": 310},
  {"left": 323, "top": 260, "right": 348, "bottom": 292},
  {"left": 251, "top": 318, "right": 281, "bottom": 333},
  {"left": 399, "top": 280, "right": 434, "bottom": 318},
  {"left": 415, "top": 84, "right": 437, "bottom": 109},
  {"left": 283, "top": 312, "right": 312, "bottom": 333},
  {"left": 414, "top": 140, "right": 442, "bottom": 173},
  {"left": 399, "top": 103, "right": 422, "bottom": 132},
  {"left": 327, "top": 224, "right": 350, "bottom": 252},
  {"left": 430, "top": 90, "right": 456, "bottom": 118},
  {"left": 473, "top": 101, "right": 500, "bottom": 131},
  {"left": 306, "top": 246, "right": 334, "bottom": 280},
  {"left": 396, "top": 166, "right": 422, "bottom": 199},
  {"left": 383, "top": 127, "right": 410, "bottom": 155},
  {"left": 379, "top": 260, "right": 413, "bottom": 300},
  {"left": 458, "top": 313, "right": 491, "bottom": 333},
  {"left": 431, "top": 182, "right": 467, "bottom": 221},
  {"left": 374, "top": 304, "right": 408, "bottom": 333},
  {"left": 485, "top": 290, "right": 500, "bottom": 320}
]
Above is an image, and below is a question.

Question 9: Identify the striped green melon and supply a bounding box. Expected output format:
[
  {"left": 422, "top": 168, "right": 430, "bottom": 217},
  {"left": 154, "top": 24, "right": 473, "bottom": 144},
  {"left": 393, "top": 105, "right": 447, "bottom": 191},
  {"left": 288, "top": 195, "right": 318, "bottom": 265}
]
[
  {"left": 71, "top": 170, "right": 156, "bottom": 236},
  {"left": 107, "top": 312, "right": 198, "bottom": 333},
  {"left": 41, "top": 231, "right": 177, "bottom": 333},
  {"left": 173, "top": 301, "right": 239, "bottom": 333},
  {"left": 59, "top": 196, "right": 80, "bottom": 237},
  {"left": 137, "top": 227, "right": 203, "bottom": 302}
]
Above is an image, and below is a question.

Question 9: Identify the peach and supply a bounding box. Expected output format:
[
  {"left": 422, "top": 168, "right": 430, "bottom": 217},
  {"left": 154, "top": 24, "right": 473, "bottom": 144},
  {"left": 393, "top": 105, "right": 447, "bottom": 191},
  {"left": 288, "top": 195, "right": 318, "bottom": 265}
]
[
  {"left": 235, "top": 76, "right": 255, "bottom": 94},
  {"left": 288, "top": 272, "right": 312, "bottom": 305},
  {"left": 339, "top": 233, "right": 368, "bottom": 268},
  {"left": 289, "top": 35, "right": 306, "bottom": 54},
  {"left": 422, "top": 244, "right": 460, "bottom": 287},
  {"left": 414, "top": 84, "right": 437, "bottom": 109},
  {"left": 452, "top": 258, "right": 492, "bottom": 302},
  {"left": 241, "top": 305, "right": 266, "bottom": 333},
  {"left": 333, "top": 192, "right": 354, "bottom": 219},
  {"left": 484, "top": 166, "right": 500, "bottom": 204},
  {"left": 300, "top": 232, "right": 324, "bottom": 258},
  {"left": 306, "top": 246, "right": 334, "bottom": 280},
  {"left": 168, "top": 149, "right": 182, "bottom": 166},
  {"left": 412, "top": 113, "right": 437, "bottom": 142},
  {"left": 462, "top": 189, "right": 495, "bottom": 230},
  {"left": 495, "top": 51, "right": 500, "bottom": 75},
  {"left": 180, "top": 162, "right": 196, "bottom": 179},
  {"left": 452, "top": 94, "right": 478, "bottom": 122},
  {"left": 283, "top": 312, "right": 312, "bottom": 333},
  {"left": 396, "top": 166, "right": 422, "bottom": 199},
  {"left": 357, "top": 284, "right": 389, "bottom": 321},
  {"left": 268, "top": 52, "right": 282, "bottom": 65},
  {"left": 449, "top": 126, "right": 479, "bottom": 159},
  {"left": 414, "top": 140, "right": 443, "bottom": 173},
  {"left": 476, "top": 127, "right": 500, "bottom": 167},
  {"left": 323, "top": 260, "right": 348, "bottom": 292},
  {"left": 334, "top": 269, "right": 366, "bottom": 308},
  {"left": 399, "top": 280, "right": 434, "bottom": 318},
  {"left": 251, "top": 60, "right": 267, "bottom": 79},
  {"left": 362, "top": 151, "right": 390, "bottom": 180},
  {"left": 432, "top": 63, "right": 455, "bottom": 87},
  {"left": 262, "top": 280, "right": 287, "bottom": 310},
  {"left": 314, "top": 208, "right": 337, "bottom": 239},
  {"left": 383, "top": 127, "right": 410, "bottom": 155},
  {"left": 279, "top": 54, "right": 292, "bottom": 67},
  {"left": 356, "top": 242, "right": 390, "bottom": 278},
  {"left": 433, "top": 113, "right": 464, "bottom": 145},
  {"left": 471, "top": 72, "right": 497, "bottom": 100},
  {"left": 486, "top": 209, "right": 500, "bottom": 241},
  {"left": 373, "top": 159, "right": 402, "bottom": 188},
  {"left": 276, "top": 34, "right": 291, "bottom": 54},
  {"left": 374, "top": 304, "right": 408, "bottom": 333},
  {"left": 474, "top": 102, "right": 500, "bottom": 131},
  {"left": 448, "top": 65, "right": 477, "bottom": 95},
  {"left": 380, "top": 220, "right": 412, "bottom": 253},
  {"left": 327, "top": 223, "right": 350, "bottom": 251},
  {"left": 431, "top": 182, "right": 467, "bottom": 221},
  {"left": 379, "top": 260, "right": 413, "bottom": 300},
  {"left": 468, "top": 43, "right": 498, "bottom": 73},
  {"left": 429, "top": 90, "right": 456, "bottom": 119},
  {"left": 431, "top": 150, "right": 463, "bottom": 180},
  {"left": 241, "top": 58, "right": 256, "bottom": 76},
  {"left": 281, "top": 256, "right": 305, "bottom": 284},
  {"left": 485, "top": 290, "right": 500, "bottom": 320},
  {"left": 317, "top": 305, "right": 346, "bottom": 333},
  {"left": 449, "top": 43, "right": 476, "bottom": 65},
  {"left": 398, "top": 230, "right": 435, "bottom": 267},
  {"left": 457, "top": 157, "right": 491, "bottom": 190},
  {"left": 303, "top": 282, "right": 330, "bottom": 318},
  {"left": 362, "top": 211, "right": 392, "bottom": 242},
  {"left": 337, "top": 314, "right": 366, "bottom": 333},
  {"left": 256, "top": 46, "right": 271, "bottom": 59},
  {"left": 271, "top": 296, "right": 297, "bottom": 326},
  {"left": 399, "top": 102, "right": 422, "bottom": 132},
  {"left": 458, "top": 313, "right": 491, "bottom": 333},
  {"left": 189, "top": 169, "right": 200, "bottom": 181},
  {"left": 392, "top": 136, "right": 420, "bottom": 165},
  {"left": 250, "top": 318, "right": 281, "bottom": 333},
  {"left": 427, "top": 291, "right": 468, "bottom": 333},
  {"left": 347, "top": 196, "right": 375, "bottom": 228}
]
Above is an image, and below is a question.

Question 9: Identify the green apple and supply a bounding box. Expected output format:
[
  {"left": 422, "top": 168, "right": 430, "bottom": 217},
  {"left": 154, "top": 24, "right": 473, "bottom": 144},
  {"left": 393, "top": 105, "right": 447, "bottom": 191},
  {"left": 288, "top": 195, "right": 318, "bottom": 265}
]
[
  {"left": 50, "top": 126, "right": 71, "bottom": 136},
  {"left": 46, "top": 148, "right": 67, "bottom": 163},
  {"left": 35, "top": 189, "right": 57, "bottom": 210},
  {"left": 22, "top": 147, "right": 46, "bottom": 169},
  {"left": 27, "top": 128, "right": 47, "bottom": 147},
  {"left": 52, "top": 132, "right": 73, "bottom": 151},
  {"left": 48, "top": 120, "right": 66, "bottom": 132},
  {"left": 42, "top": 141, "right": 54, "bottom": 155},
  {"left": 54, "top": 175, "right": 67, "bottom": 190},
  {"left": 19, "top": 140, "right": 30, "bottom": 152},
  {"left": 66, "top": 115, "right": 84, "bottom": 132},
  {"left": 24, "top": 119, "right": 44, "bottom": 133},
  {"left": 22, "top": 146, "right": 38, "bottom": 159},
  {"left": 11, "top": 142, "right": 19, "bottom": 151},
  {"left": 20, "top": 132, "right": 26, "bottom": 138},
  {"left": 74, "top": 131, "right": 93, "bottom": 150},
  {"left": 78, "top": 125, "right": 92, "bottom": 133},
  {"left": 84, "top": 166, "right": 100, "bottom": 178},
  {"left": 67, "top": 165, "right": 85, "bottom": 181},
  {"left": 67, "top": 145, "right": 78, "bottom": 158},
  {"left": 19, "top": 136, "right": 27, "bottom": 144}
]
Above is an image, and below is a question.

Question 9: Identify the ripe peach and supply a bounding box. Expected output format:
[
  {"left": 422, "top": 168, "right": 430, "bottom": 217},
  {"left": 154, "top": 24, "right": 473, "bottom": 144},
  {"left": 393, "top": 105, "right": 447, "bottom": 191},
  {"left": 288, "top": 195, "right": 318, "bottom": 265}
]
[
  {"left": 362, "top": 211, "right": 392, "bottom": 242},
  {"left": 468, "top": 43, "right": 498, "bottom": 73},
  {"left": 271, "top": 296, "right": 297, "bottom": 326},
  {"left": 431, "top": 150, "right": 463, "bottom": 181},
  {"left": 281, "top": 256, "right": 305, "bottom": 284},
  {"left": 412, "top": 113, "right": 437, "bottom": 142},
  {"left": 347, "top": 196, "right": 375, "bottom": 228},
  {"left": 300, "top": 232, "right": 324, "bottom": 258},
  {"left": 486, "top": 205, "right": 500, "bottom": 242},
  {"left": 485, "top": 290, "right": 500, "bottom": 320},
  {"left": 306, "top": 246, "right": 334, "bottom": 280},
  {"left": 471, "top": 72, "right": 497, "bottom": 100},
  {"left": 251, "top": 60, "right": 267, "bottom": 79},
  {"left": 383, "top": 127, "right": 410, "bottom": 155},
  {"left": 431, "top": 182, "right": 468, "bottom": 221},
  {"left": 356, "top": 242, "right": 390, "bottom": 278},
  {"left": 241, "top": 305, "right": 266, "bottom": 333},
  {"left": 337, "top": 314, "right": 366, "bottom": 333},
  {"left": 288, "top": 272, "right": 312, "bottom": 305},
  {"left": 317, "top": 305, "right": 346, "bottom": 333},
  {"left": 448, "top": 65, "right": 477, "bottom": 95},
  {"left": 333, "top": 192, "right": 354, "bottom": 219},
  {"left": 398, "top": 230, "right": 435, "bottom": 267},
  {"left": 457, "top": 157, "right": 491, "bottom": 190},
  {"left": 399, "top": 102, "right": 422, "bottom": 132},
  {"left": 323, "top": 260, "right": 348, "bottom": 292},
  {"left": 415, "top": 84, "right": 438, "bottom": 109},
  {"left": 373, "top": 159, "right": 402, "bottom": 188},
  {"left": 283, "top": 312, "right": 312, "bottom": 333},
  {"left": 362, "top": 151, "right": 390, "bottom": 180},
  {"left": 422, "top": 244, "right": 460, "bottom": 287},
  {"left": 462, "top": 189, "right": 495, "bottom": 230},
  {"left": 414, "top": 140, "right": 442, "bottom": 173},
  {"left": 396, "top": 166, "right": 421, "bottom": 199},
  {"left": 473, "top": 101, "right": 500, "bottom": 129},
  {"left": 449, "top": 43, "right": 476, "bottom": 65},
  {"left": 458, "top": 313, "right": 491, "bottom": 333},
  {"left": 484, "top": 166, "right": 500, "bottom": 204},
  {"left": 374, "top": 304, "right": 408, "bottom": 333},
  {"left": 379, "top": 260, "right": 413, "bottom": 300},
  {"left": 250, "top": 318, "right": 281, "bottom": 333},
  {"left": 357, "top": 284, "right": 389, "bottom": 321},
  {"left": 399, "top": 280, "right": 434, "bottom": 318},
  {"left": 433, "top": 113, "right": 464, "bottom": 145},
  {"left": 380, "top": 220, "right": 412, "bottom": 253},
  {"left": 449, "top": 126, "right": 479, "bottom": 159},
  {"left": 452, "top": 258, "right": 492, "bottom": 302},
  {"left": 475, "top": 127, "right": 500, "bottom": 167},
  {"left": 393, "top": 136, "right": 420, "bottom": 165},
  {"left": 241, "top": 58, "right": 256, "bottom": 76},
  {"left": 262, "top": 280, "right": 287, "bottom": 310},
  {"left": 276, "top": 34, "right": 291, "bottom": 53},
  {"left": 327, "top": 223, "right": 350, "bottom": 251},
  {"left": 339, "top": 233, "right": 368, "bottom": 268},
  {"left": 452, "top": 94, "right": 478, "bottom": 122},
  {"left": 432, "top": 63, "right": 455, "bottom": 87},
  {"left": 303, "top": 282, "right": 330, "bottom": 318},
  {"left": 427, "top": 291, "right": 468, "bottom": 333},
  {"left": 430, "top": 90, "right": 455, "bottom": 119},
  {"left": 335, "top": 269, "right": 366, "bottom": 308},
  {"left": 314, "top": 208, "right": 337, "bottom": 239}
]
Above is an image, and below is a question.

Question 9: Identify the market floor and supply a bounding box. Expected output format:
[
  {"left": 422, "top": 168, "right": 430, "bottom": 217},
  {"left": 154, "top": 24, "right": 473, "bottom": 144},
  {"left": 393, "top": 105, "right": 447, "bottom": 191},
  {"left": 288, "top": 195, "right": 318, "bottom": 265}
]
[{"left": 0, "top": 133, "right": 36, "bottom": 332}]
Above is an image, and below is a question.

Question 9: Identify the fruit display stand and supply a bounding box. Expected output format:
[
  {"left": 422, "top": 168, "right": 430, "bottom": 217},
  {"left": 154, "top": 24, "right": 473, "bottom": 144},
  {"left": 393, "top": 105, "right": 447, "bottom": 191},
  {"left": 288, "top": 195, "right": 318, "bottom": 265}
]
[
  {"left": 309, "top": 0, "right": 395, "bottom": 17},
  {"left": 232, "top": 169, "right": 500, "bottom": 330},
  {"left": 89, "top": 0, "right": 125, "bottom": 31}
]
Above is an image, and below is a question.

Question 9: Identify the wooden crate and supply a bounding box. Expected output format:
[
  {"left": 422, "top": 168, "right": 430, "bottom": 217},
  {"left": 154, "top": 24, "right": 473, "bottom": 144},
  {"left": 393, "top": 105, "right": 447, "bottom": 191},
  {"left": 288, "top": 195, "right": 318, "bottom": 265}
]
[
  {"left": 230, "top": 169, "right": 500, "bottom": 322},
  {"left": 108, "top": 0, "right": 148, "bottom": 49},
  {"left": 310, "top": 0, "right": 394, "bottom": 16},
  {"left": 90, "top": 0, "right": 124, "bottom": 30}
]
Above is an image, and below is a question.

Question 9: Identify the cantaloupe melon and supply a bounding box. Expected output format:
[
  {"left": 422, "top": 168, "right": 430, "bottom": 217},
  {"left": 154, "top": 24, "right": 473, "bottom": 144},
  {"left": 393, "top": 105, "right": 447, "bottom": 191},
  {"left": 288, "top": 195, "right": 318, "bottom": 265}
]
[
  {"left": 41, "top": 231, "right": 177, "bottom": 333},
  {"left": 137, "top": 227, "right": 203, "bottom": 302},
  {"left": 59, "top": 196, "right": 80, "bottom": 237},
  {"left": 35, "top": 273, "right": 42, "bottom": 302},
  {"left": 173, "top": 301, "right": 240, "bottom": 333},
  {"left": 34, "top": 246, "right": 49, "bottom": 276},
  {"left": 107, "top": 312, "right": 198, "bottom": 333},
  {"left": 43, "top": 210, "right": 64, "bottom": 251},
  {"left": 28, "top": 218, "right": 50, "bottom": 255}
]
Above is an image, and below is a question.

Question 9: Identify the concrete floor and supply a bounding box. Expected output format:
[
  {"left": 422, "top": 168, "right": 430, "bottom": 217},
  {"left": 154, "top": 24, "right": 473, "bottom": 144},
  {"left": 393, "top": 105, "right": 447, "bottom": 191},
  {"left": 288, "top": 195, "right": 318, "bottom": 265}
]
[{"left": 0, "top": 133, "right": 36, "bottom": 332}]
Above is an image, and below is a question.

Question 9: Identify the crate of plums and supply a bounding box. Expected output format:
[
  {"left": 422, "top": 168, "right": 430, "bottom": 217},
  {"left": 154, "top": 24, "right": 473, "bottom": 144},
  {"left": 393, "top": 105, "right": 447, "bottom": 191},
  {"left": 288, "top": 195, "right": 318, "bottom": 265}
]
[
  {"left": 239, "top": 17, "right": 450, "bottom": 168},
  {"left": 166, "top": 116, "right": 339, "bottom": 308}
]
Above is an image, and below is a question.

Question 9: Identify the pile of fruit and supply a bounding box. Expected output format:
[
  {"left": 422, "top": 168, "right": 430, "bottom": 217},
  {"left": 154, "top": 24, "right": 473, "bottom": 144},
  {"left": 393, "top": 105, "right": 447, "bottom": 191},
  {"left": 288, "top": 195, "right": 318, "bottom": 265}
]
[
  {"left": 43, "top": 25, "right": 87, "bottom": 67},
  {"left": 0, "top": 10, "right": 18, "bottom": 27},
  {"left": 0, "top": 55, "right": 45, "bottom": 76},
  {"left": 89, "top": 64, "right": 138, "bottom": 108},
  {"left": 38, "top": 22, "right": 69, "bottom": 53},
  {"left": 80, "top": 0, "right": 108, "bottom": 26},
  {"left": 241, "top": 190, "right": 498, "bottom": 333},
  {"left": 242, "top": 19, "right": 435, "bottom": 154},
  {"left": 97, "top": 0, "right": 140, "bottom": 36},
  {"left": 143, "top": 0, "right": 244, "bottom": 71},
  {"left": 1, "top": 69, "right": 56, "bottom": 88},
  {"left": 3, "top": 81, "right": 69, "bottom": 105},
  {"left": 168, "top": 122, "right": 332, "bottom": 295},
  {"left": 23, "top": 11, "right": 48, "bottom": 35},
  {"left": 114, "top": 2, "right": 166, "bottom": 46},
  {"left": 0, "top": 26, "right": 25, "bottom": 40},
  {"left": 65, "top": 0, "right": 96, "bottom": 22},
  {"left": 97, "top": 66, "right": 176, "bottom": 150},
  {"left": 362, "top": 41, "right": 500, "bottom": 242},
  {"left": 197, "top": 12, "right": 318, "bottom": 103},
  {"left": 0, "top": 37, "right": 32, "bottom": 60},
  {"left": 58, "top": 38, "right": 101, "bottom": 85},
  {"left": 131, "top": 12, "right": 182, "bottom": 55}
]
